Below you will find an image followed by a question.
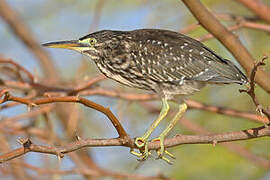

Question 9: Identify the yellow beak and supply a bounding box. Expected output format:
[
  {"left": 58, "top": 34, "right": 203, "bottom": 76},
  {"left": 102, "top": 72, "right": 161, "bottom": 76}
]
[{"left": 42, "top": 40, "right": 87, "bottom": 50}]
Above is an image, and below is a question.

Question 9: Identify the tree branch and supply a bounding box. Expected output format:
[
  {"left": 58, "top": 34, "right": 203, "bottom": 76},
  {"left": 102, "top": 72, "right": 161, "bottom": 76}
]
[
  {"left": 0, "top": 92, "right": 130, "bottom": 140},
  {"left": 236, "top": 0, "right": 270, "bottom": 24},
  {"left": 0, "top": 0, "right": 58, "bottom": 81},
  {"left": 20, "top": 162, "right": 170, "bottom": 180},
  {"left": 240, "top": 56, "right": 270, "bottom": 120},
  {"left": 0, "top": 124, "right": 269, "bottom": 163},
  {"left": 181, "top": 0, "right": 270, "bottom": 93},
  {"left": 180, "top": 118, "right": 270, "bottom": 169},
  {"left": 78, "top": 88, "right": 268, "bottom": 124}
]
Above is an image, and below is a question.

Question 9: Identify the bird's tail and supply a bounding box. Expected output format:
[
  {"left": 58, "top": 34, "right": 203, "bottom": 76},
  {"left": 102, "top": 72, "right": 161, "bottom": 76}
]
[
  {"left": 190, "top": 59, "right": 248, "bottom": 85},
  {"left": 211, "top": 59, "right": 248, "bottom": 85}
]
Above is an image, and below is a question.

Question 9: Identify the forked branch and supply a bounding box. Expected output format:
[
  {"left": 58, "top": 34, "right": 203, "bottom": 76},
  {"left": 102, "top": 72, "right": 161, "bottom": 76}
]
[{"left": 240, "top": 56, "right": 270, "bottom": 121}]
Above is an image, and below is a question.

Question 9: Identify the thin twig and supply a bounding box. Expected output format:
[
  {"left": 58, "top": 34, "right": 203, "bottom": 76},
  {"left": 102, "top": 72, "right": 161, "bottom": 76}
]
[
  {"left": 68, "top": 75, "right": 106, "bottom": 95},
  {"left": 79, "top": 88, "right": 268, "bottom": 123},
  {"left": 236, "top": 0, "right": 270, "bottom": 24},
  {"left": 180, "top": 118, "right": 270, "bottom": 169},
  {"left": 0, "top": 92, "right": 130, "bottom": 140},
  {"left": 0, "top": 58, "right": 35, "bottom": 83},
  {"left": 240, "top": 56, "right": 270, "bottom": 121},
  {"left": 20, "top": 162, "right": 170, "bottom": 180},
  {"left": 0, "top": 0, "right": 58, "bottom": 80}
]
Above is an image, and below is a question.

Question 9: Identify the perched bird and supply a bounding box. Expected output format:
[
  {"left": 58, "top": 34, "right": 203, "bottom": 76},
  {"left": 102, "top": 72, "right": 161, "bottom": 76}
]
[{"left": 43, "top": 29, "right": 248, "bottom": 163}]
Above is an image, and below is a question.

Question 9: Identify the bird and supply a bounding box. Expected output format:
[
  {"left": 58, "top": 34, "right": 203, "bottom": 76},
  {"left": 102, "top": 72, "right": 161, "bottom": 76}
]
[{"left": 43, "top": 29, "right": 248, "bottom": 164}]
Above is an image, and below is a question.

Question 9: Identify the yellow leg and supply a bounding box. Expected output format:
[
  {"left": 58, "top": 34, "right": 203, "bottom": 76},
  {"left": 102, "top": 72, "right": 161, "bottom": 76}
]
[
  {"left": 131, "top": 98, "right": 169, "bottom": 160},
  {"left": 152, "top": 103, "right": 187, "bottom": 164}
]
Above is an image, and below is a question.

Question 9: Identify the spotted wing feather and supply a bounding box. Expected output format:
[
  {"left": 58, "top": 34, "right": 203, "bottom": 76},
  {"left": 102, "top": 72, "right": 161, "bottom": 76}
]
[{"left": 128, "top": 29, "right": 247, "bottom": 85}]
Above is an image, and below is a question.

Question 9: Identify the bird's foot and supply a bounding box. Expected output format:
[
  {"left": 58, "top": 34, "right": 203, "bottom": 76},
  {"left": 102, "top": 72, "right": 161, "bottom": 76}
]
[
  {"left": 151, "top": 136, "right": 176, "bottom": 164},
  {"left": 134, "top": 137, "right": 147, "bottom": 148},
  {"left": 131, "top": 136, "right": 175, "bottom": 164},
  {"left": 130, "top": 137, "right": 151, "bottom": 161}
]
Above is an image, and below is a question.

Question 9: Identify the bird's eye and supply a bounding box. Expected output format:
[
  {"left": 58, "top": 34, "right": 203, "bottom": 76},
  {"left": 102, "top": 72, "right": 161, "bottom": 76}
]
[{"left": 89, "top": 38, "right": 97, "bottom": 46}]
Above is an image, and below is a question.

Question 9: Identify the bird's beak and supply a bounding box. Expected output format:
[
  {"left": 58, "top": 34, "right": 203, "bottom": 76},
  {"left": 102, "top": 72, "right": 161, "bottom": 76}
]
[{"left": 42, "top": 40, "right": 88, "bottom": 51}]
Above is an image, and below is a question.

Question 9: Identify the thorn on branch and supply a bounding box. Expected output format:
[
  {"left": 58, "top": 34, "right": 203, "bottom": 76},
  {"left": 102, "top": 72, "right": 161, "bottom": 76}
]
[
  {"left": 43, "top": 93, "right": 51, "bottom": 98},
  {"left": 27, "top": 103, "right": 37, "bottom": 112},
  {"left": 17, "top": 138, "right": 32, "bottom": 149},
  {"left": 0, "top": 90, "right": 10, "bottom": 103},
  {"left": 54, "top": 149, "right": 65, "bottom": 159},
  {"left": 75, "top": 132, "right": 82, "bottom": 141},
  {"left": 256, "top": 104, "right": 263, "bottom": 116},
  {"left": 212, "top": 140, "right": 218, "bottom": 147},
  {"left": 57, "top": 153, "right": 63, "bottom": 162}
]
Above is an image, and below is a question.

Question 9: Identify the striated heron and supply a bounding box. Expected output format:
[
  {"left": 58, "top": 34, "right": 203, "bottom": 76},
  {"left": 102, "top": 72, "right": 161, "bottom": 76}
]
[{"left": 43, "top": 29, "right": 248, "bottom": 163}]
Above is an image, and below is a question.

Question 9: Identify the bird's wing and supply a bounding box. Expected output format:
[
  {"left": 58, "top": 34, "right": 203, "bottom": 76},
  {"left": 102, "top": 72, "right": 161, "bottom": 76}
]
[
  {"left": 125, "top": 29, "right": 247, "bottom": 85},
  {"left": 147, "top": 32, "right": 246, "bottom": 84}
]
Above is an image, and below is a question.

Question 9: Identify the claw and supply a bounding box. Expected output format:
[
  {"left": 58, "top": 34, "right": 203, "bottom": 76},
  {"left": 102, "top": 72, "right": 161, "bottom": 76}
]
[
  {"left": 151, "top": 136, "right": 175, "bottom": 164},
  {"left": 130, "top": 98, "right": 170, "bottom": 162},
  {"left": 152, "top": 136, "right": 165, "bottom": 157},
  {"left": 160, "top": 155, "right": 174, "bottom": 165},
  {"left": 134, "top": 137, "right": 146, "bottom": 148},
  {"left": 130, "top": 149, "right": 143, "bottom": 157},
  {"left": 164, "top": 150, "right": 176, "bottom": 159},
  {"left": 130, "top": 102, "right": 186, "bottom": 164},
  {"left": 131, "top": 136, "right": 175, "bottom": 164},
  {"left": 133, "top": 137, "right": 151, "bottom": 161},
  {"left": 130, "top": 144, "right": 151, "bottom": 161}
]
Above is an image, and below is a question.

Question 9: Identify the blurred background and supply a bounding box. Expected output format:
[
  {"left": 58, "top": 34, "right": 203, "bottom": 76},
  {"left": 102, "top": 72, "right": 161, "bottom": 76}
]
[{"left": 0, "top": 0, "right": 270, "bottom": 179}]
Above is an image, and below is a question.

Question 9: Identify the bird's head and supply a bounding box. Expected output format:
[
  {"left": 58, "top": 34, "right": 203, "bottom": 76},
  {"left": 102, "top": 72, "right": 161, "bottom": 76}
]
[{"left": 43, "top": 30, "right": 123, "bottom": 61}]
